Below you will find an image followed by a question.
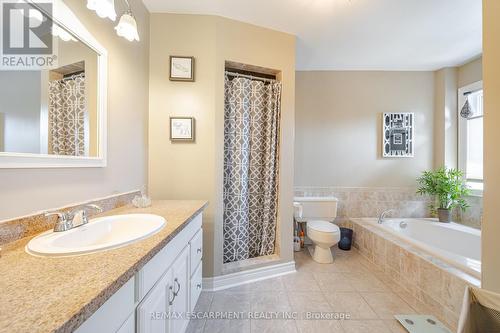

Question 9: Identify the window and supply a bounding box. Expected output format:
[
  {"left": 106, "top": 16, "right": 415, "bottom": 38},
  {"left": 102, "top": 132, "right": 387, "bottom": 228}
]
[{"left": 458, "top": 81, "right": 483, "bottom": 194}]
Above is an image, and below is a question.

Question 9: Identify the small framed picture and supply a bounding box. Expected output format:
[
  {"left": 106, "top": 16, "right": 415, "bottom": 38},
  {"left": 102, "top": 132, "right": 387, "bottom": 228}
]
[
  {"left": 169, "top": 56, "right": 195, "bottom": 82},
  {"left": 170, "top": 117, "right": 195, "bottom": 142}
]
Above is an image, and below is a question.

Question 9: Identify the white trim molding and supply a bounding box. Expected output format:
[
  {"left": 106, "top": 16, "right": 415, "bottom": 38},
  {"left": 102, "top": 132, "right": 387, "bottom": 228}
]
[
  {"left": 202, "top": 261, "right": 296, "bottom": 292},
  {"left": 0, "top": 0, "right": 108, "bottom": 169}
]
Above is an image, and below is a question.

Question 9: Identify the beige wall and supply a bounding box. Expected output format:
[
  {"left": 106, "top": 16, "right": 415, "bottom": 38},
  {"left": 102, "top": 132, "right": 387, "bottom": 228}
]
[
  {"left": 149, "top": 14, "right": 218, "bottom": 277},
  {"left": 0, "top": 0, "right": 150, "bottom": 221},
  {"left": 149, "top": 14, "right": 295, "bottom": 277},
  {"left": 433, "top": 67, "right": 458, "bottom": 169},
  {"left": 294, "top": 71, "right": 434, "bottom": 187},
  {"left": 433, "top": 58, "right": 483, "bottom": 170},
  {"left": 482, "top": 0, "right": 500, "bottom": 292},
  {"left": 458, "top": 56, "right": 483, "bottom": 88}
]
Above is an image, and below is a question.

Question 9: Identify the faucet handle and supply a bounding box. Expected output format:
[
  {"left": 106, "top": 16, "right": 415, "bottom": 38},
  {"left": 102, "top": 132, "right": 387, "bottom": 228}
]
[
  {"left": 44, "top": 211, "right": 73, "bottom": 232},
  {"left": 69, "top": 204, "right": 103, "bottom": 215},
  {"left": 84, "top": 204, "right": 103, "bottom": 213},
  {"left": 70, "top": 204, "right": 103, "bottom": 227},
  {"left": 44, "top": 211, "right": 69, "bottom": 220}
]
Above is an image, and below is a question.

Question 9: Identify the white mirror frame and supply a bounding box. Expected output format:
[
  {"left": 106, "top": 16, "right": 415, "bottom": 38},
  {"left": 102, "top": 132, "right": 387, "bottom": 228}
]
[{"left": 0, "top": 0, "right": 107, "bottom": 168}]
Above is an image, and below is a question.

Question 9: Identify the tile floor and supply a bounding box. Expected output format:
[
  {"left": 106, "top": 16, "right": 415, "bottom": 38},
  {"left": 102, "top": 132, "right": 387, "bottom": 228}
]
[{"left": 187, "top": 248, "right": 440, "bottom": 333}]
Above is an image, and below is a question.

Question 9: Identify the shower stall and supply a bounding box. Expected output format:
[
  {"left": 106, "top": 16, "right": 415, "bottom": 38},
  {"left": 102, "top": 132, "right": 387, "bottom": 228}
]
[{"left": 222, "top": 68, "right": 282, "bottom": 264}]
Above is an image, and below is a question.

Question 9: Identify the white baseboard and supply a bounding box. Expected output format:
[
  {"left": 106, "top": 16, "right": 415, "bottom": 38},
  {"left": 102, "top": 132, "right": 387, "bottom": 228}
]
[{"left": 202, "top": 261, "right": 296, "bottom": 292}]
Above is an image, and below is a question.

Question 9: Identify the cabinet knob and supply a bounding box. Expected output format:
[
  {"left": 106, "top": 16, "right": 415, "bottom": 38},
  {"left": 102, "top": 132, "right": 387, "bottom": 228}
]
[
  {"left": 197, "top": 283, "right": 202, "bottom": 290},
  {"left": 197, "top": 248, "right": 202, "bottom": 254}
]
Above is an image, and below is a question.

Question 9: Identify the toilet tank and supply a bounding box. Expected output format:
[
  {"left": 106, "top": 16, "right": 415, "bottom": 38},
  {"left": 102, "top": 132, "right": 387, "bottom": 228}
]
[{"left": 293, "top": 196, "right": 338, "bottom": 221}]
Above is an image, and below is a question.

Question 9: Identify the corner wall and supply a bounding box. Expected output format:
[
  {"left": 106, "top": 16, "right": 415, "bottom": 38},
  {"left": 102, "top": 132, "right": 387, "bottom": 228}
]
[
  {"left": 482, "top": 0, "right": 500, "bottom": 292},
  {"left": 433, "top": 57, "right": 483, "bottom": 170},
  {"left": 433, "top": 67, "right": 458, "bottom": 169},
  {"left": 148, "top": 14, "right": 295, "bottom": 278},
  {"left": 0, "top": 0, "right": 150, "bottom": 221},
  {"left": 433, "top": 58, "right": 483, "bottom": 229},
  {"left": 458, "top": 57, "right": 483, "bottom": 88}
]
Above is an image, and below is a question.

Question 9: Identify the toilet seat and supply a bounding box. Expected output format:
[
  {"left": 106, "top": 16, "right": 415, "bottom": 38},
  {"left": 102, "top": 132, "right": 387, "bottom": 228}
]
[{"left": 307, "top": 220, "right": 340, "bottom": 233}]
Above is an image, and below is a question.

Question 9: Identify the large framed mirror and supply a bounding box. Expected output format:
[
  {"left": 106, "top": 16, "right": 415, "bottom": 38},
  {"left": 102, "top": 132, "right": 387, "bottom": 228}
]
[{"left": 0, "top": 0, "right": 107, "bottom": 168}]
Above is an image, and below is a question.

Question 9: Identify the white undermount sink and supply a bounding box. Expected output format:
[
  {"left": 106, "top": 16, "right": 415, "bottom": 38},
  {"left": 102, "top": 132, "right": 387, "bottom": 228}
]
[{"left": 26, "top": 214, "right": 166, "bottom": 257}]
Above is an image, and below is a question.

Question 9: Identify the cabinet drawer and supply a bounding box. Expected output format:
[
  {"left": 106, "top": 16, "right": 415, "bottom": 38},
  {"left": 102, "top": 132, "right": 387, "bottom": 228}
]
[
  {"left": 190, "top": 229, "right": 203, "bottom": 275},
  {"left": 190, "top": 261, "right": 203, "bottom": 311}
]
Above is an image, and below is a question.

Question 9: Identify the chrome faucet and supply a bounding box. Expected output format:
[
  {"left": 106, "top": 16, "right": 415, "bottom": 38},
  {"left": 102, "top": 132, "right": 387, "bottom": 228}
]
[
  {"left": 378, "top": 209, "right": 396, "bottom": 224},
  {"left": 45, "top": 204, "right": 103, "bottom": 232}
]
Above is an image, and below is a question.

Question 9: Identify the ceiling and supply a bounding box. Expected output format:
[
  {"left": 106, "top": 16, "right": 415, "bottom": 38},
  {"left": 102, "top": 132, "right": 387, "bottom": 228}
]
[{"left": 143, "top": 0, "right": 482, "bottom": 71}]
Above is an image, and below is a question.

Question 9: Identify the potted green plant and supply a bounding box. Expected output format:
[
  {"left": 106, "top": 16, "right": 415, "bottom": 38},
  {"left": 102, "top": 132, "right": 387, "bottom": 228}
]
[{"left": 416, "top": 167, "right": 471, "bottom": 222}]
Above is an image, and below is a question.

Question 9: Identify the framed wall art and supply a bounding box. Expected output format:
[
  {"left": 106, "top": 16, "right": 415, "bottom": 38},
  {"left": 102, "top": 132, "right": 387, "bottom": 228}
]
[
  {"left": 170, "top": 117, "right": 195, "bottom": 142},
  {"left": 169, "top": 56, "right": 195, "bottom": 82},
  {"left": 382, "top": 112, "right": 414, "bottom": 158}
]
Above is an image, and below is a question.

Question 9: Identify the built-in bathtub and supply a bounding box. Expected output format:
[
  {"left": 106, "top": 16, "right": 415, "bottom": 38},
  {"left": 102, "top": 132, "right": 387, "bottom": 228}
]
[
  {"left": 349, "top": 217, "right": 481, "bottom": 331},
  {"left": 362, "top": 218, "right": 481, "bottom": 278}
]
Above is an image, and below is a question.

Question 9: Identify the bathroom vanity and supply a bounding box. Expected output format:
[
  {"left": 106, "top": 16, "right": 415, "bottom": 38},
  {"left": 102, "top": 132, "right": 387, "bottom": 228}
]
[
  {"left": 76, "top": 210, "right": 203, "bottom": 333},
  {"left": 0, "top": 200, "right": 207, "bottom": 333}
]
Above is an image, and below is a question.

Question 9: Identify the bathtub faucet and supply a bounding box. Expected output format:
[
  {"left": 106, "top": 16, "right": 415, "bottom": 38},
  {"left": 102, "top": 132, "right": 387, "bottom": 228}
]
[{"left": 378, "top": 209, "right": 397, "bottom": 224}]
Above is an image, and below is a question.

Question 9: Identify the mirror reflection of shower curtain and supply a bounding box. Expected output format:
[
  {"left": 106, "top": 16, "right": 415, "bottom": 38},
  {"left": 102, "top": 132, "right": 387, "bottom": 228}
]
[
  {"left": 223, "top": 75, "right": 282, "bottom": 263},
  {"left": 48, "top": 73, "right": 87, "bottom": 156}
]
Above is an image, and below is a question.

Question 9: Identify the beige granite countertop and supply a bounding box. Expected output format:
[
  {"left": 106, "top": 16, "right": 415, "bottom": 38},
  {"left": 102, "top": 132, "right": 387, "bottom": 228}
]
[{"left": 0, "top": 200, "right": 208, "bottom": 333}]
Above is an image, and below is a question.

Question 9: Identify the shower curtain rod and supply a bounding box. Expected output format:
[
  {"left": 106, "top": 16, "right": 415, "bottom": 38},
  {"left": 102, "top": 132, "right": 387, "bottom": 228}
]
[
  {"left": 463, "top": 88, "right": 482, "bottom": 96},
  {"left": 62, "top": 71, "right": 85, "bottom": 81},
  {"left": 225, "top": 71, "right": 277, "bottom": 83}
]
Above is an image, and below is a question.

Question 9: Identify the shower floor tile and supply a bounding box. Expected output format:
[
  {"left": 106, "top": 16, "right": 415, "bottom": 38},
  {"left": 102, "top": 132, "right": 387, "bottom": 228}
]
[{"left": 186, "top": 248, "right": 450, "bottom": 333}]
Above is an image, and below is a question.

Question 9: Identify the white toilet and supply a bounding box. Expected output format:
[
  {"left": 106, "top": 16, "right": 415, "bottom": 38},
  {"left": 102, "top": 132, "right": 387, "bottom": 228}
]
[{"left": 294, "top": 196, "right": 340, "bottom": 263}]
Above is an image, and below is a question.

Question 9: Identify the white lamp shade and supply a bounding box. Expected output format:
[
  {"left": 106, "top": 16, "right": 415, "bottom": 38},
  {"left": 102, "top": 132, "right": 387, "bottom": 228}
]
[
  {"left": 87, "top": 0, "right": 117, "bottom": 21},
  {"left": 115, "top": 13, "right": 140, "bottom": 42}
]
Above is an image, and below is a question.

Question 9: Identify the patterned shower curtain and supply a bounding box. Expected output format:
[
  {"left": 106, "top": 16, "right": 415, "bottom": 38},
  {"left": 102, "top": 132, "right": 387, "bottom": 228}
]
[
  {"left": 48, "top": 73, "right": 86, "bottom": 156},
  {"left": 223, "top": 75, "right": 282, "bottom": 263}
]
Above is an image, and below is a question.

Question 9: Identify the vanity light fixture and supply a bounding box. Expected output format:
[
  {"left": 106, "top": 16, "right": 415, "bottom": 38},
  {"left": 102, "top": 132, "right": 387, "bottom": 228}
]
[
  {"left": 115, "top": 0, "right": 140, "bottom": 42},
  {"left": 87, "top": 0, "right": 117, "bottom": 21},
  {"left": 87, "top": 0, "right": 140, "bottom": 42}
]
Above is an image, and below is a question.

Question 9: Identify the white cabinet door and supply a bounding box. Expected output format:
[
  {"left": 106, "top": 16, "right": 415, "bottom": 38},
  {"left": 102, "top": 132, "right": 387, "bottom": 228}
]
[
  {"left": 137, "top": 268, "right": 174, "bottom": 333},
  {"left": 169, "top": 246, "right": 191, "bottom": 333}
]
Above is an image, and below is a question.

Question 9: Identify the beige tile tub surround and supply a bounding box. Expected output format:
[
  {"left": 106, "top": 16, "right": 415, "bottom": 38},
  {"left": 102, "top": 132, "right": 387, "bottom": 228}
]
[
  {"left": 351, "top": 218, "right": 480, "bottom": 331},
  {"left": 455, "top": 195, "right": 483, "bottom": 229},
  {"left": 0, "top": 190, "right": 140, "bottom": 246},
  {"left": 295, "top": 186, "right": 482, "bottom": 229},
  {"left": 294, "top": 186, "right": 432, "bottom": 220},
  {"left": 0, "top": 200, "right": 207, "bottom": 333}
]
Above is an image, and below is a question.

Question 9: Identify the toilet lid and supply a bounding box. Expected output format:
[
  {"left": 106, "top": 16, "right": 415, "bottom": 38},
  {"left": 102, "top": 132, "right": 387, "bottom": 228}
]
[{"left": 307, "top": 220, "right": 340, "bottom": 233}]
